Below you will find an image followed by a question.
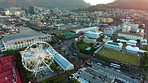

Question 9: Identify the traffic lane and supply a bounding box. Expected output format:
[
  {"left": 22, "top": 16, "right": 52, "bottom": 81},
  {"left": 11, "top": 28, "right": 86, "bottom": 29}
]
[{"left": 146, "top": 24, "right": 148, "bottom": 44}]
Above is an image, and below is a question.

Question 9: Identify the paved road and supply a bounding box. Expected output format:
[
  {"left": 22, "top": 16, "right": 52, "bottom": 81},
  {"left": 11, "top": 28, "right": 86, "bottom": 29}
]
[{"left": 146, "top": 23, "right": 148, "bottom": 44}]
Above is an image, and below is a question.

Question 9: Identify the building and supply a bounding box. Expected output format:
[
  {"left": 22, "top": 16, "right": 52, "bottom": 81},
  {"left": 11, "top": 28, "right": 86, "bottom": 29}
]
[
  {"left": 0, "top": 26, "right": 52, "bottom": 52},
  {"left": 121, "top": 25, "right": 131, "bottom": 32},
  {"left": 60, "top": 32, "right": 77, "bottom": 39},
  {"left": 117, "top": 39, "right": 127, "bottom": 43},
  {"left": 47, "top": 47, "right": 74, "bottom": 71},
  {"left": 117, "top": 39, "right": 137, "bottom": 46},
  {"left": 85, "top": 31, "right": 103, "bottom": 39},
  {"left": 95, "top": 17, "right": 113, "bottom": 23},
  {"left": 125, "top": 46, "right": 139, "bottom": 55},
  {"left": 104, "top": 26, "right": 121, "bottom": 36},
  {"left": 118, "top": 32, "right": 143, "bottom": 40},
  {"left": 83, "top": 37, "right": 97, "bottom": 44},
  {"left": 129, "top": 24, "right": 139, "bottom": 32},
  {"left": 104, "top": 41, "right": 123, "bottom": 51},
  {"left": 0, "top": 56, "right": 21, "bottom": 83},
  {"left": 127, "top": 40, "right": 137, "bottom": 46},
  {"left": 103, "top": 35, "right": 111, "bottom": 42},
  {"left": 5, "top": 10, "right": 11, "bottom": 15},
  {"left": 72, "top": 67, "right": 115, "bottom": 83},
  {"left": 125, "top": 46, "right": 147, "bottom": 55},
  {"left": 1, "top": 34, "right": 52, "bottom": 51},
  {"left": 92, "top": 64, "right": 139, "bottom": 83},
  {"left": 74, "top": 27, "right": 99, "bottom": 34},
  {"left": 140, "top": 39, "right": 147, "bottom": 47}
]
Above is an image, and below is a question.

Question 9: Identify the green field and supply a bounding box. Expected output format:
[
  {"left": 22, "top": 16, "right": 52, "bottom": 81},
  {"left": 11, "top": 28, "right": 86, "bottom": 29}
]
[
  {"left": 98, "top": 48, "right": 139, "bottom": 65},
  {"left": 78, "top": 43, "right": 91, "bottom": 50}
]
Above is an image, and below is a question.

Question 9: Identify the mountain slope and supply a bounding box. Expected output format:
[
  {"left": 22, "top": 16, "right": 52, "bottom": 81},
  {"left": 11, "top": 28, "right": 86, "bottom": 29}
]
[
  {"left": 78, "top": 0, "right": 148, "bottom": 11},
  {"left": 0, "top": 0, "right": 90, "bottom": 8}
]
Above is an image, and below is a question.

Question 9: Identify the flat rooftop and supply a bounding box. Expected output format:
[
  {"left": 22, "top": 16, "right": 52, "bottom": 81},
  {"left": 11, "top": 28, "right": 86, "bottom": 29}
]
[
  {"left": 0, "top": 26, "right": 45, "bottom": 47},
  {"left": 92, "top": 64, "right": 139, "bottom": 83}
]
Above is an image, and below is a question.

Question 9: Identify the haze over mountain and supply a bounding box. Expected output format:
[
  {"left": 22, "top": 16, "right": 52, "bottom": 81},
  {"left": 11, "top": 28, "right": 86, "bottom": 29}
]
[
  {"left": 78, "top": 0, "right": 148, "bottom": 11},
  {"left": 0, "top": 0, "right": 90, "bottom": 8}
]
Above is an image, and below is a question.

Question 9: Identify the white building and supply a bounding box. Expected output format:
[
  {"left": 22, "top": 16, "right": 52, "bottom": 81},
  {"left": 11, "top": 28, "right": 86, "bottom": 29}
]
[
  {"left": 117, "top": 39, "right": 137, "bottom": 46},
  {"left": 136, "top": 29, "right": 144, "bottom": 33},
  {"left": 118, "top": 32, "right": 143, "bottom": 40},
  {"left": 85, "top": 31, "right": 103, "bottom": 39},
  {"left": 104, "top": 41, "right": 123, "bottom": 51},
  {"left": 74, "top": 27, "right": 99, "bottom": 34},
  {"left": 140, "top": 39, "right": 147, "bottom": 47},
  {"left": 117, "top": 39, "right": 127, "bottom": 43},
  {"left": 129, "top": 24, "right": 139, "bottom": 32},
  {"left": 127, "top": 40, "right": 137, "bottom": 46},
  {"left": 122, "top": 25, "right": 131, "bottom": 32},
  {"left": 125, "top": 46, "right": 147, "bottom": 55},
  {"left": 103, "top": 35, "right": 111, "bottom": 42},
  {"left": 104, "top": 26, "right": 121, "bottom": 36},
  {"left": 5, "top": 10, "right": 11, "bottom": 15},
  {"left": 47, "top": 47, "right": 74, "bottom": 71},
  {"left": 1, "top": 34, "right": 52, "bottom": 51},
  {"left": 83, "top": 37, "right": 97, "bottom": 44}
]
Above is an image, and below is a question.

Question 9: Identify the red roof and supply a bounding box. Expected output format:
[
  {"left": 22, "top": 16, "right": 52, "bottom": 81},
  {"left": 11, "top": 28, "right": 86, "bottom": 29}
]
[{"left": 0, "top": 56, "right": 21, "bottom": 83}]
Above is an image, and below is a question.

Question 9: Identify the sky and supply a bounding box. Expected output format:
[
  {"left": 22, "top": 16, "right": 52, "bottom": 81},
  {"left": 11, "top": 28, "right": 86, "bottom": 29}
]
[{"left": 84, "top": 0, "right": 115, "bottom": 5}]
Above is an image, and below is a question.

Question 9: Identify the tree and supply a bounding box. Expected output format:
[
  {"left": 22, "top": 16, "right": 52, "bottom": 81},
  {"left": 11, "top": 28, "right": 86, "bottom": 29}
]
[
  {"left": 4, "top": 49, "right": 15, "bottom": 56},
  {"left": 71, "top": 57, "right": 76, "bottom": 62},
  {"left": 140, "top": 54, "right": 148, "bottom": 70},
  {"left": 142, "top": 45, "right": 148, "bottom": 51},
  {"left": 26, "top": 73, "right": 33, "bottom": 81},
  {"left": 142, "top": 74, "right": 148, "bottom": 83},
  {"left": 66, "top": 72, "right": 72, "bottom": 77},
  {"left": 139, "top": 24, "right": 144, "bottom": 29},
  {"left": 68, "top": 78, "right": 80, "bottom": 83},
  {"left": 41, "top": 80, "right": 47, "bottom": 83},
  {"left": 53, "top": 76, "right": 65, "bottom": 83},
  {"left": 79, "top": 56, "right": 89, "bottom": 62},
  {"left": 111, "top": 36, "right": 118, "bottom": 42},
  {"left": 55, "top": 67, "right": 60, "bottom": 72}
]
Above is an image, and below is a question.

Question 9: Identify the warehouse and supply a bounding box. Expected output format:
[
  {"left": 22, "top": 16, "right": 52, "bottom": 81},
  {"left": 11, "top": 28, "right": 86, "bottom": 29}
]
[{"left": 47, "top": 47, "right": 74, "bottom": 71}]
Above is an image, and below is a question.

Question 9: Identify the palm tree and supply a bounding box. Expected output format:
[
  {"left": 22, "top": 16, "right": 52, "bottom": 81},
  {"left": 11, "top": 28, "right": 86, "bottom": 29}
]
[{"left": 142, "top": 74, "right": 148, "bottom": 83}]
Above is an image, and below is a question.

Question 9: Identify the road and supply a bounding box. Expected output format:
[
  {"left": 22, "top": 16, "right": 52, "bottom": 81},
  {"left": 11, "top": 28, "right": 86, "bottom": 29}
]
[{"left": 146, "top": 23, "right": 148, "bottom": 44}]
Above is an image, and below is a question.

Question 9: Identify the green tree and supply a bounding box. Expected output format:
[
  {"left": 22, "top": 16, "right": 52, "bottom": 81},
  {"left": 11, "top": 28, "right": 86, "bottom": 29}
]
[
  {"left": 4, "top": 49, "right": 15, "bottom": 56},
  {"left": 142, "top": 45, "right": 148, "bottom": 51},
  {"left": 68, "top": 78, "right": 80, "bottom": 83},
  {"left": 79, "top": 56, "right": 89, "bottom": 62},
  {"left": 55, "top": 67, "right": 60, "bottom": 72},
  {"left": 71, "top": 57, "right": 76, "bottom": 62},
  {"left": 66, "top": 72, "right": 72, "bottom": 77},
  {"left": 53, "top": 76, "right": 65, "bottom": 83},
  {"left": 142, "top": 74, "right": 148, "bottom": 83},
  {"left": 41, "top": 80, "right": 47, "bottom": 83},
  {"left": 140, "top": 54, "right": 148, "bottom": 70}
]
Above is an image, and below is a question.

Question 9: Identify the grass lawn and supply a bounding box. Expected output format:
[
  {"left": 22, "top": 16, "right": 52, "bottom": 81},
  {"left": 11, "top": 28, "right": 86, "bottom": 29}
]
[
  {"left": 78, "top": 43, "right": 92, "bottom": 50},
  {"left": 98, "top": 48, "right": 139, "bottom": 65},
  {"left": 78, "top": 43, "right": 95, "bottom": 54}
]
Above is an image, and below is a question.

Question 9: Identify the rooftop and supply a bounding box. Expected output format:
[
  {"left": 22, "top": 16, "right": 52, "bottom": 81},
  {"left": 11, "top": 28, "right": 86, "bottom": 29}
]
[
  {"left": 92, "top": 64, "right": 139, "bottom": 83},
  {"left": 0, "top": 26, "right": 45, "bottom": 47},
  {"left": 61, "top": 32, "right": 72, "bottom": 35},
  {"left": 46, "top": 47, "right": 74, "bottom": 71},
  {"left": 125, "top": 46, "right": 139, "bottom": 52},
  {"left": 118, "top": 32, "right": 142, "bottom": 37},
  {"left": 0, "top": 56, "right": 21, "bottom": 83}
]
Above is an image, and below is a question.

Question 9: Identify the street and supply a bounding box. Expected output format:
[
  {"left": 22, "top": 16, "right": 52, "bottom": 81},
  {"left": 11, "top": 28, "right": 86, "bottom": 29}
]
[{"left": 146, "top": 23, "right": 148, "bottom": 44}]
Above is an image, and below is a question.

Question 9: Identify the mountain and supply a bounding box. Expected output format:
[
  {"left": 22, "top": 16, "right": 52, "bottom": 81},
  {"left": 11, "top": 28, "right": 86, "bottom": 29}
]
[
  {"left": 78, "top": 0, "right": 148, "bottom": 11},
  {"left": 0, "top": 0, "right": 90, "bottom": 8}
]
